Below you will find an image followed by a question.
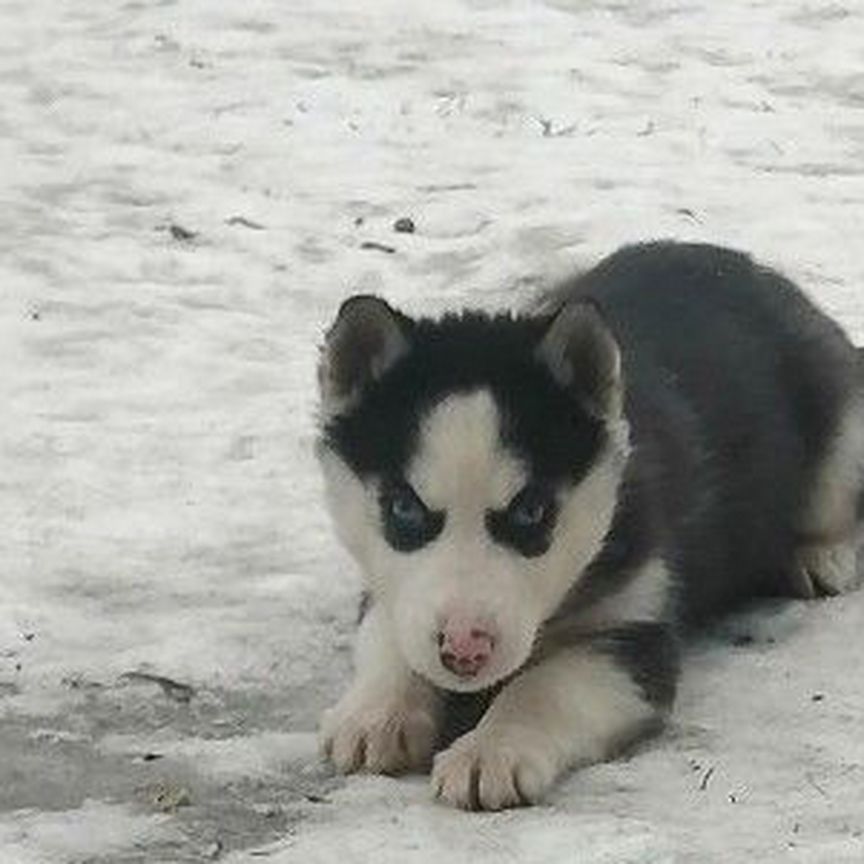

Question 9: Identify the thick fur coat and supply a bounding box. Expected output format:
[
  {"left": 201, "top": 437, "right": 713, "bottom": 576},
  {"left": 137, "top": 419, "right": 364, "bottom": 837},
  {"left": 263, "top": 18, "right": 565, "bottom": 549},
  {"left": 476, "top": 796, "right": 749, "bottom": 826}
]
[{"left": 316, "top": 242, "right": 862, "bottom": 810}]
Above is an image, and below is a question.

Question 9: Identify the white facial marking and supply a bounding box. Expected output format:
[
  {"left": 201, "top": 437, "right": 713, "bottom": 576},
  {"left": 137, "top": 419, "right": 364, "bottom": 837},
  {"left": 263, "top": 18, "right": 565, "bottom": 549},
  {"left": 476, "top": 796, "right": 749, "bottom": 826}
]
[
  {"left": 317, "top": 446, "right": 377, "bottom": 573},
  {"left": 318, "top": 387, "right": 630, "bottom": 693},
  {"left": 408, "top": 390, "right": 526, "bottom": 513},
  {"left": 399, "top": 390, "right": 627, "bottom": 691},
  {"left": 526, "top": 438, "right": 627, "bottom": 622}
]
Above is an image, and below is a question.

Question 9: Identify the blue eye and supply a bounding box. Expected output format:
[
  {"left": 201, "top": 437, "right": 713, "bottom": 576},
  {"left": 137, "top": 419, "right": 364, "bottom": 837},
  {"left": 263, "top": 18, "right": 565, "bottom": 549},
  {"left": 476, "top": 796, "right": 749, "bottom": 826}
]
[
  {"left": 380, "top": 482, "right": 445, "bottom": 552},
  {"left": 389, "top": 489, "right": 426, "bottom": 528},
  {"left": 508, "top": 487, "right": 553, "bottom": 529},
  {"left": 509, "top": 496, "right": 548, "bottom": 528},
  {"left": 485, "top": 485, "right": 557, "bottom": 558}
]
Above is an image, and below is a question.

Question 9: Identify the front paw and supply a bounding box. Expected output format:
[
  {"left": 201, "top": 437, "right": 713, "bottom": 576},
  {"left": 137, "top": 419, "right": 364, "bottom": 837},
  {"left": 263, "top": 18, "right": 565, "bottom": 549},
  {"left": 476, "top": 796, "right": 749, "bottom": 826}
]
[
  {"left": 319, "top": 689, "right": 438, "bottom": 776},
  {"left": 432, "top": 727, "right": 559, "bottom": 811}
]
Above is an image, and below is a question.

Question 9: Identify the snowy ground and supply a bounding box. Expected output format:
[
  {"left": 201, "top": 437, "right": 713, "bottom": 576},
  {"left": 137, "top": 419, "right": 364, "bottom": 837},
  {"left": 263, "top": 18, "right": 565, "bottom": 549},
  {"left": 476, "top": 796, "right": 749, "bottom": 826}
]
[{"left": 2, "top": 0, "right": 864, "bottom": 861}]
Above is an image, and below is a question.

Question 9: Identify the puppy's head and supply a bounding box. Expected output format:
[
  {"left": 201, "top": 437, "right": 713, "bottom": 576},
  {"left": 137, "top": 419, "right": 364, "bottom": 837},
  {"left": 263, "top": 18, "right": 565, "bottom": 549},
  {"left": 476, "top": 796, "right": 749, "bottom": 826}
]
[{"left": 316, "top": 296, "right": 628, "bottom": 692}]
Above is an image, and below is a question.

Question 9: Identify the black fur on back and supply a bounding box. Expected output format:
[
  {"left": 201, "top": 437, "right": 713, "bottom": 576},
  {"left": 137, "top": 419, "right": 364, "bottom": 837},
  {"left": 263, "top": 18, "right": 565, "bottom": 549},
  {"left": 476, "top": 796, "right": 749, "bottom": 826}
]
[
  {"left": 323, "top": 241, "right": 860, "bottom": 625},
  {"left": 554, "top": 241, "right": 859, "bottom": 621}
]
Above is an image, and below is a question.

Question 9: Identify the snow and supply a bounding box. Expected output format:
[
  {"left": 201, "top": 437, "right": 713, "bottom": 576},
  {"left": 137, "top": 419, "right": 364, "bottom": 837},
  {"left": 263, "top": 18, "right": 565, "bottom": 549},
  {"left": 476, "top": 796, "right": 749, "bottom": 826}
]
[
  {"left": 2, "top": 0, "right": 864, "bottom": 860},
  {"left": 0, "top": 801, "right": 174, "bottom": 864}
]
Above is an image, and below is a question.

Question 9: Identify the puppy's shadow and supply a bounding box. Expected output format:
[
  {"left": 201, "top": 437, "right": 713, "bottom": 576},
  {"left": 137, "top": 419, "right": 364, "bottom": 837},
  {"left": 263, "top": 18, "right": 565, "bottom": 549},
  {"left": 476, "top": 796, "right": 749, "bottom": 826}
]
[{"left": 687, "top": 596, "right": 813, "bottom": 659}]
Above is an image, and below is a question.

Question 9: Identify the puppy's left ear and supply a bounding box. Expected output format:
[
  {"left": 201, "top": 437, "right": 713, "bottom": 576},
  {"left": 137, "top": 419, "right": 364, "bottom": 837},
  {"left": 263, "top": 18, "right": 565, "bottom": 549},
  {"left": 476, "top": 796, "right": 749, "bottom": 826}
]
[
  {"left": 535, "top": 301, "right": 623, "bottom": 420},
  {"left": 318, "top": 294, "right": 409, "bottom": 416}
]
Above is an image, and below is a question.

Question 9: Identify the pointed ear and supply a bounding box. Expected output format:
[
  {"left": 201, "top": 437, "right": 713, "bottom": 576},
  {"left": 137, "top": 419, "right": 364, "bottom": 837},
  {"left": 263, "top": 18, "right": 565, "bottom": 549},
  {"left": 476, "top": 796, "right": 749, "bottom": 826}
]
[
  {"left": 535, "top": 301, "right": 623, "bottom": 419},
  {"left": 318, "top": 295, "right": 409, "bottom": 415}
]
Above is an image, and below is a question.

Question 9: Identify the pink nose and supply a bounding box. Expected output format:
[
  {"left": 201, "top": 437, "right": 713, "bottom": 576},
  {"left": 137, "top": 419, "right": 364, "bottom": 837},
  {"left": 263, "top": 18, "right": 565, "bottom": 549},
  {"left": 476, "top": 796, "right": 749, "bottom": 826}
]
[{"left": 438, "top": 626, "right": 495, "bottom": 678}]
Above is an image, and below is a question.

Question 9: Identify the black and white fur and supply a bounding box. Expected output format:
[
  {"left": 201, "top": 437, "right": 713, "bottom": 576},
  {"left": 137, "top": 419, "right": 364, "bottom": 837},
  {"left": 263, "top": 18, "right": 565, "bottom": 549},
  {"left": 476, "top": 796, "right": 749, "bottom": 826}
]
[{"left": 316, "top": 241, "right": 863, "bottom": 810}]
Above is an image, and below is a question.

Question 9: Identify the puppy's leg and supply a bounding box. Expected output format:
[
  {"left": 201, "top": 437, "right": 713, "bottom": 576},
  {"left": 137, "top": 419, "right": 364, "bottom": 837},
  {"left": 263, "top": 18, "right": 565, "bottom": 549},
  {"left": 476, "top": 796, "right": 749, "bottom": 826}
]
[
  {"left": 796, "top": 540, "right": 860, "bottom": 597},
  {"left": 432, "top": 624, "right": 676, "bottom": 810},
  {"left": 794, "top": 400, "right": 864, "bottom": 597},
  {"left": 320, "top": 602, "right": 441, "bottom": 774}
]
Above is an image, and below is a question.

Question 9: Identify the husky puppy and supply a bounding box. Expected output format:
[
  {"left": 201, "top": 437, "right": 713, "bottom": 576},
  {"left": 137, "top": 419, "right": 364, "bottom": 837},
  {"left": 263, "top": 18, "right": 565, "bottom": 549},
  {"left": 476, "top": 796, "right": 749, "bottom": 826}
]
[{"left": 315, "top": 241, "right": 862, "bottom": 810}]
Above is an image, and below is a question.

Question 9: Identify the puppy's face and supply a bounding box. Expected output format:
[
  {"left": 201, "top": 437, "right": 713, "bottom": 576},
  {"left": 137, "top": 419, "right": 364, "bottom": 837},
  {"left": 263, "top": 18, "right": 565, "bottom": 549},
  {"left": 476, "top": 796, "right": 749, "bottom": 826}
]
[{"left": 317, "top": 298, "right": 627, "bottom": 692}]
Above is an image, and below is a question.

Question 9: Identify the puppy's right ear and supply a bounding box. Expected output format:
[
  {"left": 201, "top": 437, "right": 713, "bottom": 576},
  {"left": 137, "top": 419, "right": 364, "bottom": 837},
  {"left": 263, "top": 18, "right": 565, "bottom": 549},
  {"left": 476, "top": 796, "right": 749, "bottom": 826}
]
[
  {"left": 318, "top": 295, "right": 409, "bottom": 416},
  {"left": 535, "top": 301, "right": 622, "bottom": 420}
]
